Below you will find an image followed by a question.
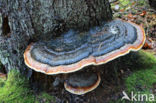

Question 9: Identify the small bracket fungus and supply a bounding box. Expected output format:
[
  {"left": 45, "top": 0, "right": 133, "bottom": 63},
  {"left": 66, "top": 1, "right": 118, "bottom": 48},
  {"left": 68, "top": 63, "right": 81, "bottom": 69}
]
[
  {"left": 24, "top": 19, "right": 146, "bottom": 74},
  {"left": 64, "top": 72, "right": 101, "bottom": 95}
]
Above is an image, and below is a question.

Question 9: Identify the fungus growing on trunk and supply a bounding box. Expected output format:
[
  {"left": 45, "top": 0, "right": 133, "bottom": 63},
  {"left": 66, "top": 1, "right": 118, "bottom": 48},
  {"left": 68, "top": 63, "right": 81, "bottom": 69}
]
[
  {"left": 64, "top": 72, "right": 101, "bottom": 95},
  {"left": 24, "top": 19, "right": 145, "bottom": 75}
]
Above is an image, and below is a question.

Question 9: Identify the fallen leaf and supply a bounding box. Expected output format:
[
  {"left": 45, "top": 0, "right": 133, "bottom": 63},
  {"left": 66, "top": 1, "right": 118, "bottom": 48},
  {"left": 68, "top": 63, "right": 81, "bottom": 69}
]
[
  {"left": 127, "top": 13, "right": 135, "bottom": 20},
  {"left": 140, "top": 11, "right": 146, "bottom": 16}
]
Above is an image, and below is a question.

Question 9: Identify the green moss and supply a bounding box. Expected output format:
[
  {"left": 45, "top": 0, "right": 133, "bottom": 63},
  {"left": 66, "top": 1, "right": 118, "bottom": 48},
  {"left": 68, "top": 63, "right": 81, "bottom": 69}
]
[
  {"left": 125, "top": 66, "right": 156, "bottom": 92},
  {"left": 120, "top": 50, "right": 156, "bottom": 70},
  {"left": 123, "top": 51, "right": 156, "bottom": 102},
  {"left": 0, "top": 69, "right": 35, "bottom": 103},
  {"left": 136, "top": 50, "right": 156, "bottom": 66},
  {"left": 0, "top": 69, "right": 56, "bottom": 103},
  {"left": 123, "top": 65, "right": 156, "bottom": 103},
  {"left": 109, "top": 50, "right": 156, "bottom": 103},
  {"left": 0, "top": 79, "right": 5, "bottom": 87}
]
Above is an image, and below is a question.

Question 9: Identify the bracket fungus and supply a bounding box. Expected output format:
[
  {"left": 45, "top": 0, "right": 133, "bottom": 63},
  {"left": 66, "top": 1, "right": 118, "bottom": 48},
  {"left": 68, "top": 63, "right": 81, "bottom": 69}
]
[
  {"left": 24, "top": 19, "right": 145, "bottom": 75},
  {"left": 24, "top": 19, "right": 145, "bottom": 95},
  {"left": 64, "top": 72, "right": 101, "bottom": 95}
]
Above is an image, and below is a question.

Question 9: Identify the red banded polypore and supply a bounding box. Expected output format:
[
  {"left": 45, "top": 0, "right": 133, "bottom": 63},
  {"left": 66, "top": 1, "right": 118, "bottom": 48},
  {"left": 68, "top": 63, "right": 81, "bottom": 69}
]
[{"left": 24, "top": 19, "right": 145, "bottom": 75}]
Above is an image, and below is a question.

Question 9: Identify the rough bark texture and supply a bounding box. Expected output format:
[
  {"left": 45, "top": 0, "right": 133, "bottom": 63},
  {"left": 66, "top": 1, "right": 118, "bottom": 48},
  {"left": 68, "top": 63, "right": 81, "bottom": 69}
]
[{"left": 0, "top": 0, "right": 112, "bottom": 76}]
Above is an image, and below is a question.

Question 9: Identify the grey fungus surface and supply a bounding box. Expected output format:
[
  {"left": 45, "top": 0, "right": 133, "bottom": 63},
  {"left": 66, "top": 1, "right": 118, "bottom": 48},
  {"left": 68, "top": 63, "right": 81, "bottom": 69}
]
[
  {"left": 24, "top": 19, "right": 146, "bottom": 75},
  {"left": 64, "top": 72, "right": 101, "bottom": 95}
]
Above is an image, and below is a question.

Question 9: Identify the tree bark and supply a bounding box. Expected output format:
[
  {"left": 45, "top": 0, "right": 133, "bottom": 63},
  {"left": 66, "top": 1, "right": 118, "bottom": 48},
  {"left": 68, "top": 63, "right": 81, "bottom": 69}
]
[{"left": 0, "top": 0, "right": 112, "bottom": 76}]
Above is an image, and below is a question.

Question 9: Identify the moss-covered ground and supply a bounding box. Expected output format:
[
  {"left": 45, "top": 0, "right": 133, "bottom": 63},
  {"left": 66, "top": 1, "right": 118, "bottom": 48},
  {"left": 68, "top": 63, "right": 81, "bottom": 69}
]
[
  {"left": 110, "top": 50, "right": 156, "bottom": 103},
  {"left": 0, "top": 69, "right": 56, "bottom": 103},
  {"left": 125, "top": 51, "right": 156, "bottom": 93}
]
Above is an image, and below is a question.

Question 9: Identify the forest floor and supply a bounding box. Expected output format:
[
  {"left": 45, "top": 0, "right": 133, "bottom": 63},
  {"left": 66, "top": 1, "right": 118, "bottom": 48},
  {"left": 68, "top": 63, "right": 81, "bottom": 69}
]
[{"left": 0, "top": 0, "right": 156, "bottom": 103}]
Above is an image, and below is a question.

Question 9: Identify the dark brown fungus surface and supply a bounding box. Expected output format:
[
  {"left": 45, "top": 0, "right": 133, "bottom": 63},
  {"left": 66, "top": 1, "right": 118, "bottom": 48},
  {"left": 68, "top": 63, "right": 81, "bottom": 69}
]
[
  {"left": 24, "top": 19, "right": 146, "bottom": 75},
  {"left": 64, "top": 72, "right": 101, "bottom": 95}
]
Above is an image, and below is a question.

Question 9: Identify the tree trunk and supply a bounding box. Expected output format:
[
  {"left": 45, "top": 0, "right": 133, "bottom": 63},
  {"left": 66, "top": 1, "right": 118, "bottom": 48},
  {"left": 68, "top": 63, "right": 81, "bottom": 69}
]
[{"left": 0, "top": 0, "right": 112, "bottom": 76}]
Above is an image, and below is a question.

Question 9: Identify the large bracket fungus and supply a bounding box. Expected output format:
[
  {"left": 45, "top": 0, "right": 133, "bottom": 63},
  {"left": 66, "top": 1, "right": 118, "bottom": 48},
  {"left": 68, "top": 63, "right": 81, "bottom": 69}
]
[
  {"left": 24, "top": 19, "right": 145, "bottom": 95},
  {"left": 24, "top": 19, "right": 145, "bottom": 75}
]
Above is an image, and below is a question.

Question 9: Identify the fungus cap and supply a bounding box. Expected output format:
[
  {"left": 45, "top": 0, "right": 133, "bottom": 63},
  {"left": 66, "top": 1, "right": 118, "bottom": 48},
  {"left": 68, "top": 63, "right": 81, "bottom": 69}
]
[
  {"left": 64, "top": 72, "right": 101, "bottom": 95},
  {"left": 24, "top": 19, "right": 146, "bottom": 74}
]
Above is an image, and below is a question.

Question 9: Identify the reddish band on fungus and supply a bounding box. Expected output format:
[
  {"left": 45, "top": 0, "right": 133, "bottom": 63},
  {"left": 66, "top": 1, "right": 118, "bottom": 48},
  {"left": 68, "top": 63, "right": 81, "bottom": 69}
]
[
  {"left": 64, "top": 73, "right": 101, "bottom": 95},
  {"left": 24, "top": 20, "right": 146, "bottom": 75}
]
